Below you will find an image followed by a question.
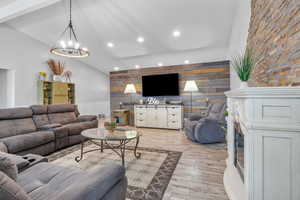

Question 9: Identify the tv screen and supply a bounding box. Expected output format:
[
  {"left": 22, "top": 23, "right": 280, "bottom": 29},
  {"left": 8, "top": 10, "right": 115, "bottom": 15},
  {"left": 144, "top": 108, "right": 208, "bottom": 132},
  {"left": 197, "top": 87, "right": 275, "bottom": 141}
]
[{"left": 142, "top": 73, "right": 179, "bottom": 97}]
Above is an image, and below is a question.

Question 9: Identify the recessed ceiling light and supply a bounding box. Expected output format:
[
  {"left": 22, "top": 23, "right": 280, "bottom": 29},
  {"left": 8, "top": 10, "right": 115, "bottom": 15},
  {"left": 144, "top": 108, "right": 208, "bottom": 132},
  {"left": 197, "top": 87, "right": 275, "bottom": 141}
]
[
  {"left": 158, "top": 62, "right": 163, "bottom": 67},
  {"left": 184, "top": 60, "right": 190, "bottom": 64},
  {"left": 107, "top": 42, "right": 115, "bottom": 48},
  {"left": 114, "top": 67, "right": 119, "bottom": 71},
  {"left": 135, "top": 65, "right": 140, "bottom": 69},
  {"left": 137, "top": 37, "right": 144, "bottom": 43},
  {"left": 173, "top": 30, "right": 181, "bottom": 37}
]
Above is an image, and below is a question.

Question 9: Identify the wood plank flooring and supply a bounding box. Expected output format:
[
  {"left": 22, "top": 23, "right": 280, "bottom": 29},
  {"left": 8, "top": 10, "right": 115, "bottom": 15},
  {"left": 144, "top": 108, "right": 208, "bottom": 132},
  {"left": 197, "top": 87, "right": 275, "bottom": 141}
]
[{"left": 130, "top": 128, "right": 229, "bottom": 200}]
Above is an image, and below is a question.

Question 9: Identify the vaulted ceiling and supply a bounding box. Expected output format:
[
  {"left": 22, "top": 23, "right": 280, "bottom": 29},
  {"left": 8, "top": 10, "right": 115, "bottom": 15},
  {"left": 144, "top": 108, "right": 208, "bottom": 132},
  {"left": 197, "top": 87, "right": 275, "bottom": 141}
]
[{"left": 1, "top": 0, "right": 238, "bottom": 73}]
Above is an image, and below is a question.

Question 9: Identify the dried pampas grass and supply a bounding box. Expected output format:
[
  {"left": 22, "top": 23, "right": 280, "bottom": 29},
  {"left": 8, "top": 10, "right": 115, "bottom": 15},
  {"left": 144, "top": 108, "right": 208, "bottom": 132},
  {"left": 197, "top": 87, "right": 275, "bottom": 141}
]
[{"left": 47, "top": 59, "right": 65, "bottom": 75}]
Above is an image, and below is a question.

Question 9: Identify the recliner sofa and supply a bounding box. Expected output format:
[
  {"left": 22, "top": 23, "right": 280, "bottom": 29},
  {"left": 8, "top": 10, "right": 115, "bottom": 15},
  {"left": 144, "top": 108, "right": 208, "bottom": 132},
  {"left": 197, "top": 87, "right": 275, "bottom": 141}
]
[
  {"left": 0, "top": 104, "right": 98, "bottom": 156},
  {"left": 0, "top": 152, "right": 128, "bottom": 200}
]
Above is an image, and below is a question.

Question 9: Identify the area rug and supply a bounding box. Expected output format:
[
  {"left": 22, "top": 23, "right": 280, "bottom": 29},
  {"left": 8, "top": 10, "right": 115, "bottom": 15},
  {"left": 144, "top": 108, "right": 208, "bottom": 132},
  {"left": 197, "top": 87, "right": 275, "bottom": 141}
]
[{"left": 47, "top": 141, "right": 182, "bottom": 200}]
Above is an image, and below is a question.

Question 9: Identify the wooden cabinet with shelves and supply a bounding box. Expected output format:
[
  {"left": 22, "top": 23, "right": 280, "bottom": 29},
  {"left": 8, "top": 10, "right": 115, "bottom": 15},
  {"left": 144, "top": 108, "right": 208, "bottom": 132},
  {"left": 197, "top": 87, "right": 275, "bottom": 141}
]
[{"left": 38, "top": 80, "right": 75, "bottom": 105}]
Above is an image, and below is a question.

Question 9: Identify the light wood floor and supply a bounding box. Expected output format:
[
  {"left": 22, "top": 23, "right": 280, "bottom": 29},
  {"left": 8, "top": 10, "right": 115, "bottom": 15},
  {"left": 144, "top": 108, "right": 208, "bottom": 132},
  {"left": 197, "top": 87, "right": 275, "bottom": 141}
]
[{"left": 134, "top": 128, "right": 229, "bottom": 200}]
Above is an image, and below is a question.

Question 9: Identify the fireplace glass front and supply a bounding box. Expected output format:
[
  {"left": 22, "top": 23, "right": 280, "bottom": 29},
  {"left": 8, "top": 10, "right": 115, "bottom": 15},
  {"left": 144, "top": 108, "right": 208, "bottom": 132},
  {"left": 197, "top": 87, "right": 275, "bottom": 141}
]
[{"left": 234, "top": 122, "right": 244, "bottom": 181}]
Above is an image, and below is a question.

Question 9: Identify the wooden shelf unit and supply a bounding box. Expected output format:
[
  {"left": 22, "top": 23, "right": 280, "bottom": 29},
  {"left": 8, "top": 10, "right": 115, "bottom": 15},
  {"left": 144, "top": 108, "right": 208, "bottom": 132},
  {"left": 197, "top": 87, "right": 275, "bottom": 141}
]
[{"left": 38, "top": 80, "right": 75, "bottom": 105}]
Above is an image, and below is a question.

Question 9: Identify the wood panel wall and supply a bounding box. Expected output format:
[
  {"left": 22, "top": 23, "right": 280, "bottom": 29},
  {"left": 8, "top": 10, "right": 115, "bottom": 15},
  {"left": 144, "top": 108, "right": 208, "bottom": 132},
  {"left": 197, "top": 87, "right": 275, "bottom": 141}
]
[{"left": 110, "top": 61, "right": 230, "bottom": 119}]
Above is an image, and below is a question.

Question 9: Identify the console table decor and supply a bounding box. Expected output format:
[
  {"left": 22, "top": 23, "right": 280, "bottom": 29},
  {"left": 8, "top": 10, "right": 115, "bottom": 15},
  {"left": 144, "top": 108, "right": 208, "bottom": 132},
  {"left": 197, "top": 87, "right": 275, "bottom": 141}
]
[{"left": 75, "top": 128, "right": 141, "bottom": 166}]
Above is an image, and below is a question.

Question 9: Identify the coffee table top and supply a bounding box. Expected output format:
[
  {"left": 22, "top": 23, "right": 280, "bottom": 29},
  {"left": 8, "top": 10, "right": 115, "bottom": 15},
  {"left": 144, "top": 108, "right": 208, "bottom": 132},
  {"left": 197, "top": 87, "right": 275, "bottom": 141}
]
[{"left": 81, "top": 128, "right": 140, "bottom": 141}]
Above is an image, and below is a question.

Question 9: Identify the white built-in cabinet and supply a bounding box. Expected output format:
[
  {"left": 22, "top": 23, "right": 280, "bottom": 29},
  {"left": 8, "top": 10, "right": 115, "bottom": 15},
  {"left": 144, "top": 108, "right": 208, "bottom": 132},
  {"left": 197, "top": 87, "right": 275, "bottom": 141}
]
[{"left": 134, "top": 105, "right": 183, "bottom": 129}]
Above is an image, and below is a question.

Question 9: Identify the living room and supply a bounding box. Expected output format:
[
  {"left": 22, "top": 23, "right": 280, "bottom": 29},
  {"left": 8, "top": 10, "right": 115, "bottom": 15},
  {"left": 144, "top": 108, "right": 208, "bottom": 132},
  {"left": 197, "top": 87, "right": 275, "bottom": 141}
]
[{"left": 0, "top": 0, "right": 299, "bottom": 200}]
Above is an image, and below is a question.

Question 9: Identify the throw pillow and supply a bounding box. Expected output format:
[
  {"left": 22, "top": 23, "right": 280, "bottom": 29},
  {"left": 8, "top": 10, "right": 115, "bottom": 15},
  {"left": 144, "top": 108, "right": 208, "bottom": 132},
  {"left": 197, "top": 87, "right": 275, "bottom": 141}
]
[
  {"left": 0, "top": 155, "right": 18, "bottom": 181},
  {"left": 0, "top": 171, "right": 31, "bottom": 200},
  {"left": 0, "top": 152, "right": 29, "bottom": 170}
]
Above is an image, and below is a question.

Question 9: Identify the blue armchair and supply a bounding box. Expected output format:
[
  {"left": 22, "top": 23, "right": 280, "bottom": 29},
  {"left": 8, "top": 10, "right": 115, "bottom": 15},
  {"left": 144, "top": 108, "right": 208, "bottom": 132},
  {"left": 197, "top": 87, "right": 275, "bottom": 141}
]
[{"left": 184, "top": 102, "right": 226, "bottom": 144}]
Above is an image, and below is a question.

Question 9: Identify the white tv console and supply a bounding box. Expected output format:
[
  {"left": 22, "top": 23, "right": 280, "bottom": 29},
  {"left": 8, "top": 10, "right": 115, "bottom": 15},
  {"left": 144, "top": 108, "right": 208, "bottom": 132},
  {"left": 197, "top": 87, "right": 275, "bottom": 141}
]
[{"left": 134, "top": 105, "right": 183, "bottom": 130}]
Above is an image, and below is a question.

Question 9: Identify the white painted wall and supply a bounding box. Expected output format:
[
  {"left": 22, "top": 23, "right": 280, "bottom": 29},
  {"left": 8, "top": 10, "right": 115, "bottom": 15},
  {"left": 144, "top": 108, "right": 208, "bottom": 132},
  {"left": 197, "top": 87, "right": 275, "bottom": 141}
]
[
  {"left": 227, "top": 0, "right": 251, "bottom": 90},
  {"left": 0, "top": 69, "right": 7, "bottom": 107},
  {"left": 0, "top": 24, "right": 110, "bottom": 116}
]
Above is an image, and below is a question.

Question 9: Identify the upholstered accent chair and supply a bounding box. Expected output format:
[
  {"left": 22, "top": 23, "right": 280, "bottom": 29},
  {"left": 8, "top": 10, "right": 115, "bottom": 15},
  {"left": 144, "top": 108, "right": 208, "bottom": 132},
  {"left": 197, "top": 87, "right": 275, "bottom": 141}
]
[{"left": 184, "top": 102, "right": 226, "bottom": 144}]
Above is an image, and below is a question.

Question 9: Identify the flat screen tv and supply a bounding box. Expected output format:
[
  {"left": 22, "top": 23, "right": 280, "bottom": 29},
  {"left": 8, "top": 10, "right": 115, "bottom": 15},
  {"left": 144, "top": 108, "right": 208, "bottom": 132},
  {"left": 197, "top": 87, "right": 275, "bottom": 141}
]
[{"left": 142, "top": 73, "right": 179, "bottom": 97}]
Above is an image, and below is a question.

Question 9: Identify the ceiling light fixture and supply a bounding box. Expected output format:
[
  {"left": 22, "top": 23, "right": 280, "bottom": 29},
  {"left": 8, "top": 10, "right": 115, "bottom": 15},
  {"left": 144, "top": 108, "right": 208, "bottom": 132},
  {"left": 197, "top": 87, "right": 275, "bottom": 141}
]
[
  {"left": 50, "top": 0, "right": 89, "bottom": 58},
  {"left": 137, "top": 37, "right": 145, "bottom": 43},
  {"left": 114, "top": 67, "right": 120, "bottom": 71},
  {"left": 107, "top": 42, "right": 115, "bottom": 48},
  {"left": 184, "top": 60, "right": 190, "bottom": 64},
  {"left": 158, "top": 62, "right": 163, "bottom": 67},
  {"left": 173, "top": 30, "right": 181, "bottom": 38},
  {"left": 135, "top": 65, "right": 140, "bottom": 69}
]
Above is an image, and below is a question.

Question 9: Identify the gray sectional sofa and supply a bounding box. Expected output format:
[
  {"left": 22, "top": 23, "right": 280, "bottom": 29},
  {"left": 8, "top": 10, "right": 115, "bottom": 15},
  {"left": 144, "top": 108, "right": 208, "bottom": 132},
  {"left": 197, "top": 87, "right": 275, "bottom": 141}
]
[
  {"left": 0, "top": 104, "right": 128, "bottom": 200},
  {"left": 0, "top": 104, "right": 97, "bottom": 156},
  {"left": 0, "top": 153, "right": 128, "bottom": 200}
]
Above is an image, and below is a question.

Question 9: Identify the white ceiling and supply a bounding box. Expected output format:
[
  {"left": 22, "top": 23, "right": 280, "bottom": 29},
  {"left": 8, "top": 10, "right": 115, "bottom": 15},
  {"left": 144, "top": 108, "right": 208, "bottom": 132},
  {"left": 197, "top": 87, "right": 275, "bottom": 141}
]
[{"left": 1, "top": 0, "right": 238, "bottom": 73}]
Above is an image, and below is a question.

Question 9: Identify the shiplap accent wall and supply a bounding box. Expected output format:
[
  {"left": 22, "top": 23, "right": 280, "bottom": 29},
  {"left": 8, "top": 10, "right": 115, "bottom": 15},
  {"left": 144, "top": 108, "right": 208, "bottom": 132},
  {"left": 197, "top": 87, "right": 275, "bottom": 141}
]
[{"left": 110, "top": 60, "right": 230, "bottom": 118}]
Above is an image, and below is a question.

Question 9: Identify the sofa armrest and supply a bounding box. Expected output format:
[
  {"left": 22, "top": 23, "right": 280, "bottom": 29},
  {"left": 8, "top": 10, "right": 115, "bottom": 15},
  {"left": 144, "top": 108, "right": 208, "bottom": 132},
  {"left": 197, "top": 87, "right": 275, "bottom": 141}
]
[
  {"left": 188, "top": 113, "right": 203, "bottom": 121},
  {"left": 77, "top": 115, "right": 97, "bottom": 122},
  {"left": 0, "top": 141, "right": 8, "bottom": 153},
  {"left": 39, "top": 123, "right": 62, "bottom": 130},
  {"left": 52, "top": 163, "right": 126, "bottom": 200}
]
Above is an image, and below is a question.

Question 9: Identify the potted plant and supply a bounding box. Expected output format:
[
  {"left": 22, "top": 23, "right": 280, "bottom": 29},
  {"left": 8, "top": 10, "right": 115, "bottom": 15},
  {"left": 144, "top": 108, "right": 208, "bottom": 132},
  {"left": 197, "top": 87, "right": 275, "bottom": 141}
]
[
  {"left": 104, "top": 121, "right": 117, "bottom": 132},
  {"left": 232, "top": 49, "right": 256, "bottom": 88}
]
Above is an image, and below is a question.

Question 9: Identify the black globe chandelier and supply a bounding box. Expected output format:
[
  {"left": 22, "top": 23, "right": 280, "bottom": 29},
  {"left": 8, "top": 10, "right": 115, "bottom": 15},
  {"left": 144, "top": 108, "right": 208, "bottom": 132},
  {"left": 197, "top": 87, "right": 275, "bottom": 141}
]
[{"left": 50, "top": 0, "right": 90, "bottom": 58}]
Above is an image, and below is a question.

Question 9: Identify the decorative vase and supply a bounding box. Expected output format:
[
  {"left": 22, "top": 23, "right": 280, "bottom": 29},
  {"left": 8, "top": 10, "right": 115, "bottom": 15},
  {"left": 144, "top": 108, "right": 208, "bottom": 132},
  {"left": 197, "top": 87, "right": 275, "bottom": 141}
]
[
  {"left": 52, "top": 75, "right": 62, "bottom": 82},
  {"left": 240, "top": 82, "right": 248, "bottom": 89}
]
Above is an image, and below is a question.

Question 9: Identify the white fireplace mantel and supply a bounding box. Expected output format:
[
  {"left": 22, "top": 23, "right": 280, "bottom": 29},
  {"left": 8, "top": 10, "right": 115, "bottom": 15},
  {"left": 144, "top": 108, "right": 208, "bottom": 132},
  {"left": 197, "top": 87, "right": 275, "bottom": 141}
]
[{"left": 224, "top": 87, "right": 300, "bottom": 200}]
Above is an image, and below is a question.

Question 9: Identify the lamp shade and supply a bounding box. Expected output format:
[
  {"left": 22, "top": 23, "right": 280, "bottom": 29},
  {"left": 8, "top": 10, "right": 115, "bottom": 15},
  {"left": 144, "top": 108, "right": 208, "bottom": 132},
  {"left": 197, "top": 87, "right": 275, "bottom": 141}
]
[
  {"left": 184, "top": 80, "right": 198, "bottom": 92},
  {"left": 124, "top": 84, "right": 137, "bottom": 94}
]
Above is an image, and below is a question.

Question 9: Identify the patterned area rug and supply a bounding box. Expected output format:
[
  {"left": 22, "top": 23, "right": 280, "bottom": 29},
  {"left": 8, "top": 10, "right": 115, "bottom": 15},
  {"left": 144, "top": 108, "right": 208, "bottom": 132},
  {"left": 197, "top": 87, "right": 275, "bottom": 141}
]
[{"left": 47, "top": 141, "right": 182, "bottom": 200}]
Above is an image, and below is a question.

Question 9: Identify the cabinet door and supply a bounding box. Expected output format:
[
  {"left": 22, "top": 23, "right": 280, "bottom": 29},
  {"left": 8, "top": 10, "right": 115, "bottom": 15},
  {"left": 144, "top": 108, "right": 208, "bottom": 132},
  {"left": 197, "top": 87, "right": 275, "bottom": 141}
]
[
  {"left": 52, "top": 82, "right": 69, "bottom": 104},
  {"left": 146, "top": 107, "right": 157, "bottom": 127},
  {"left": 157, "top": 107, "right": 167, "bottom": 128}
]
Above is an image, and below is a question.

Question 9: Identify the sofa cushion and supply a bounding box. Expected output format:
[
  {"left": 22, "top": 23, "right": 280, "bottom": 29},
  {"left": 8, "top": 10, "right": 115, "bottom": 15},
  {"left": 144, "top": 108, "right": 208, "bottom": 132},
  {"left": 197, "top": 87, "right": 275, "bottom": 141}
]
[
  {"left": 0, "top": 155, "right": 18, "bottom": 181},
  {"left": 18, "top": 162, "right": 125, "bottom": 200},
  {"left": 0, "top": 171, "right": 31, "bottom": 200},
  {"left": 52, "top": 126, "right": 69, "bottom": 138},
  {"left": 208, "top": 102, "right": 225, "bottom": 120},
  {"left": 64, "top": 123, "right": 83, "bottom": 136},
  {"left": 0, "top": 118, "right": 37, "bottom": 139},
  {"left": 18, "top": 162, "right": 82, "bottom": 199},
  {"left": 32, "top": 114, "right": 50, "bottom": 128},
  {"left": 64, "top": 121, "right": 96, "bottom": 136},
  {"left": 0, "top": 152, "right": 29, "bottom": 170},
  {"left": 47, "top": 104, "right": 76, "bottom": 114},
  {"left": 77, "top": 115, "right": 97, "bottom": 122},
  {"left": 0, "top": 108, "right": 32, "bottom": 120},
  {"left": 39, "top": 123, "right": 61, "bottom": 130},
  {"left": 30, "top": 105, "right": 48, "bottom": 115},
  {"left": 1, "top": 131, "right": 55, "bottom": 154},
  {"left": 48, "top": 112, "right": 77, "bottom": 125}
]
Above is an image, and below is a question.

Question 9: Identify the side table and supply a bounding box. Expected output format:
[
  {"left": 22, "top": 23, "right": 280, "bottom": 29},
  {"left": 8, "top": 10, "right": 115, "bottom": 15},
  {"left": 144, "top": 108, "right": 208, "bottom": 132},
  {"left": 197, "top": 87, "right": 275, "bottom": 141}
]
[{"left": 112, "top": 109, "right": 130, "bottom": 126}]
